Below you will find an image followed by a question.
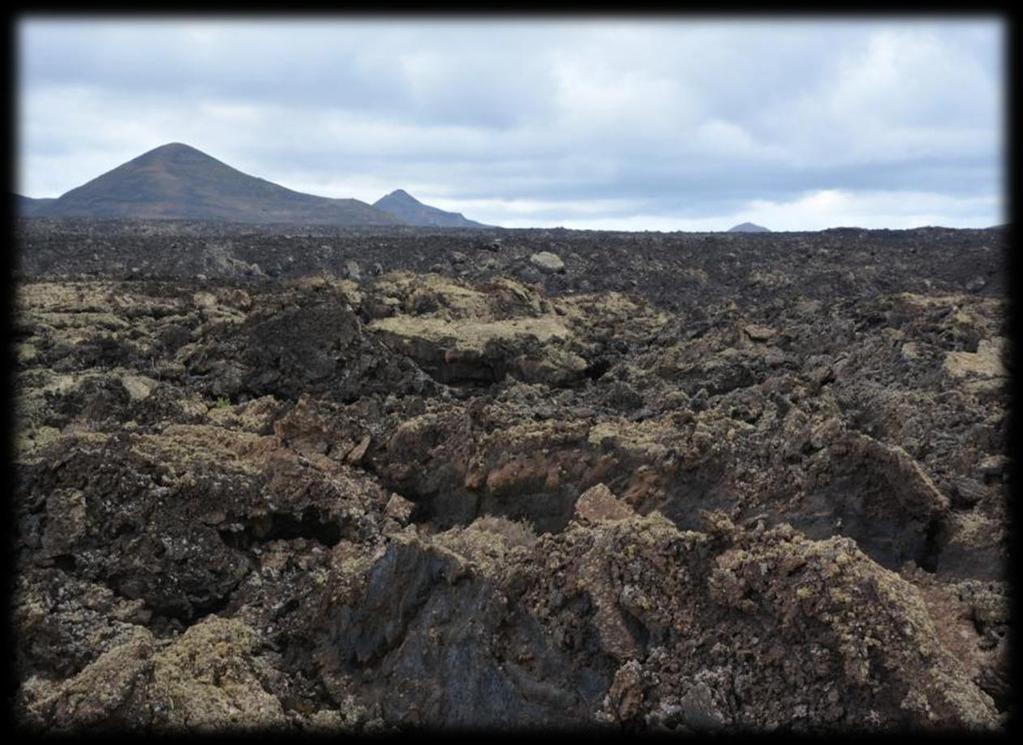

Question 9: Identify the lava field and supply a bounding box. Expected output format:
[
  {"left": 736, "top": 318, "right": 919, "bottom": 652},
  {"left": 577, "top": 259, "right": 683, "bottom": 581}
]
[{"left": 11, "top": 218, "right": 1011, "bottom": 732}]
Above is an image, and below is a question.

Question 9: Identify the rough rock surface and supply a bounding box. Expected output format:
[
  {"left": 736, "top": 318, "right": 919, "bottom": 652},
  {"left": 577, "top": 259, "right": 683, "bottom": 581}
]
[
  {"left": 12, "top": 218, "right": 1010, "bottom": 732},
  {"left": 530, "top": 251, "right": 566, "bottom": 273}
]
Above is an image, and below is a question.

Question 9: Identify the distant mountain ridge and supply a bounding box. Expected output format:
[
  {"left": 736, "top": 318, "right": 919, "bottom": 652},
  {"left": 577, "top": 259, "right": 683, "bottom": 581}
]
[
  {"left": 16, "top": 194, "right": 56, "bottom": 216},
  {"left": 16, "top": 143, "right": 489, "bottom": 228},
  {"left": 373, "top": 189, "right": 488, "bottom": 228},
  {"left": 728, "top": 222, "right": 771, "bottom": 233}
]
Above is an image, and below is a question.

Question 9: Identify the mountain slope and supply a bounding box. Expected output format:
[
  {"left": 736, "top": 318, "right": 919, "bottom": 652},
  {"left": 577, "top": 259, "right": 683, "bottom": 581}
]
[
  {"left": 38, "top": 143, "right": 402, "bottom": 226},
  {"left": 374, "top": 189, "right": 488, "bottom": 228},
  {"left": 728, "top": 222, "right": 771, "bottom": 233},
  {"left": 16, "top": 194, "right": 57, "bottom": 216}
]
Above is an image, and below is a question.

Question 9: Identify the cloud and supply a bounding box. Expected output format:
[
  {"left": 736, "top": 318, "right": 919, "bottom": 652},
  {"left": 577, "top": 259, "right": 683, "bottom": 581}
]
[
  {"left": 436, "top": 189, "right": 1001, "bottom": 231},
  {"left": 17, "top": 17, "right": 1004, "bottom": 229}
]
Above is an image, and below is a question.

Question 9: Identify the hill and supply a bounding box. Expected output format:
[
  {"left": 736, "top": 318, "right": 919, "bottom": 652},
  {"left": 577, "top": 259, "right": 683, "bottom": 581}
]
[
  {"left": 28, "top": 143, "right": 401, "bottom": 226},
  {"left": 727, "top": 222, "right": 771, "bottom": 233},
  {"left": 16, "top": 194, "right": 57, "bottom": 216},
  {"left": 374, "top": 189, "right": 488, "bottom": 228}
]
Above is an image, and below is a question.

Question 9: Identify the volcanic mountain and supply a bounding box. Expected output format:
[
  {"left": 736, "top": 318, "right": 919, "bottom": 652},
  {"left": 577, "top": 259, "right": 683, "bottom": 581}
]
[
  {"left": 728, "top": 222, "right": 771, "bottom": 233},
  {"left": 26, "top": 143, "right": 402, "bottom": 226},
  {"left": 374, "top": 189, "right": 489, "bottom": 228}
]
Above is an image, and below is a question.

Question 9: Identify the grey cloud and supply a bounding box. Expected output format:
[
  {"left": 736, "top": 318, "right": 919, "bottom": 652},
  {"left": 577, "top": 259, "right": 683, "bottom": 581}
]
[{"left": 17, "top": 17, "right": 1004, "bottom": 229}]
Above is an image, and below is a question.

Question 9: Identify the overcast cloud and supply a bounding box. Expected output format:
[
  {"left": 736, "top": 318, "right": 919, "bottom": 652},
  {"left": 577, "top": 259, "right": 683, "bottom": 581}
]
[{"left": 17, "top": 16, "right": 1004, "bottom": 230}]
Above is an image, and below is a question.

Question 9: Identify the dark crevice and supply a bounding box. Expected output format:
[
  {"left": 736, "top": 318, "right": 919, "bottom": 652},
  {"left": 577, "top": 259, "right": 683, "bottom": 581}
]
[
  {"left": 145, "top": 570, "right": 251, "bottom": 631},
  {"left": 423, "top": 361, "right": 508, "bottom": 387},
  {"left": 218, "top": 506, "right": 342, "bottom": 550},
  {"left": 917, "top": 516, "right": 946, "bottom": 573},
  {"left": 111, "top": 522, "right": 136, "bottom": 539},
  {"left": 357, "top": 461, "right": 447, "bottom": 531},
  {"left": 189, "top": 587, "right": 238, "bottom": 623},
  {"left": 125, "top": 590, "right": 237, "bottom": 635},
  {"left": 275, "top": 598, "right": 300, "bottom": 620},
  {"left": 584, "top": 358, "right": 612, "bottom": 381},
  {"left": 408, "top": 498, "right": 439, "bottom": 527},
  {"left": 384, "top": 476, "right": 583, "bottom": 537},
  {"left": 52, "top": 554, "right": 77, "bottom": 572},
  {"left": 985, "top": 683, "right": 1010, "bottom": 714}
]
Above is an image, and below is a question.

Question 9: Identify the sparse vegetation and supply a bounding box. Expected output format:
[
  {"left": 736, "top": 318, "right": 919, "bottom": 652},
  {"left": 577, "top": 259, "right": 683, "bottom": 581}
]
[{"left": 470, "top": 514, "right": 538, "bottom": 548}]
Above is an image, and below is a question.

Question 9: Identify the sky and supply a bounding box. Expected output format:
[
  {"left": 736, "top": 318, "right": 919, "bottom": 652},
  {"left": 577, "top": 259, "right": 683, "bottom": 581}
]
[{"left": 17, "top": 16, "right": 1005, "bottom": 231}]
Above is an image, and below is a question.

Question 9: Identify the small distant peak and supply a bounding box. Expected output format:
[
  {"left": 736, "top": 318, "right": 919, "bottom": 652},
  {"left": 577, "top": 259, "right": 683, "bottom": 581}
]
[
  {"left": 375, "top": 189, "right": 423, "bottom": 208},
  {"left": 728, "top": 222, "right": 771, "bottom": 233}
]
